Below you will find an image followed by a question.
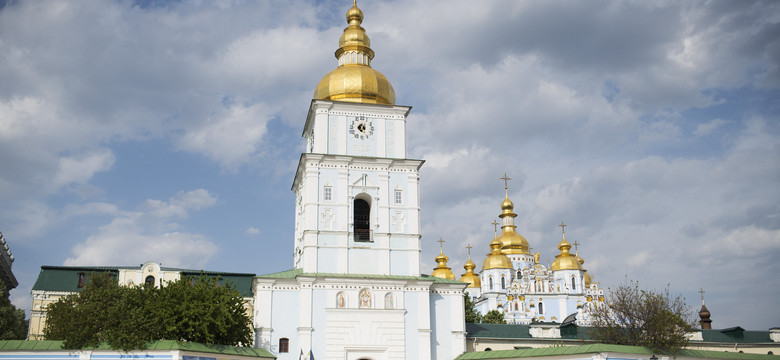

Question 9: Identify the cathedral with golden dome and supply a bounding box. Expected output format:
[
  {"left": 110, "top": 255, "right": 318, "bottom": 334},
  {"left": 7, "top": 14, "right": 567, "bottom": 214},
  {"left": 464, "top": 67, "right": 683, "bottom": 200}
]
[
  {"left": 432, "top": 175, "right": 605, "bottom": 326},
  {"left": 253, "top": 2, "right": 467, "bottom": 359}
]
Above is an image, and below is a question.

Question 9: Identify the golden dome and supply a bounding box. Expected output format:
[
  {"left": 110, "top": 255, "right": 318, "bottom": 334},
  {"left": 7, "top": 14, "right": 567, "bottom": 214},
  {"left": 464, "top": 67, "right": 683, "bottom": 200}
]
[
  {"left": 482, "top": 237, "right": 513, "bottom": 270},
  {"left": 501, "top": 196, "right": 514, "bottom": 212},
  {"left": 551, "top": 233, "right": 583, "bottom": 271},
  {"left": 460, "top": 250, "right": 481, "bottom": 288},
  {"left": 497, "top": 194, "right": 530, "bottom": 255},
  {"left": 313, "top": 0, "right": 395, "bottom": 105},
  {"left": 431, "top": 241, "right": 455, "bottom": 280}
]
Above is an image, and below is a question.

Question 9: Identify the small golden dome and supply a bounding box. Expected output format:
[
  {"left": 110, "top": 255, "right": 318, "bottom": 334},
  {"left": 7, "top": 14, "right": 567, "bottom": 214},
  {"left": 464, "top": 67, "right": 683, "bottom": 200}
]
[
  {"left": 551, "top": 233, "right": 583, "bottom": 271},
  {"left": 496, "top": 194, "right": 530, "bottom": 255},
  {"left": 431, "top": 243, "right": 455, "bottom": 280},
  {"left": 482, "top": 237, "right": 513, "bottom": 270},
  {"left": 583, "top": 270, "right": 592, "bottom": 286},
  {"left": 501, "top": 196, "right": 514, "bottom": 212},
  {"left": 346, "top": 1, "right": 363, "bottom": 24},
  {"left": 459, "top": 247, "right": 481, "bottom": 288},
  {"left": 313, "top": 0, "right": 395, "bottom": 105}
]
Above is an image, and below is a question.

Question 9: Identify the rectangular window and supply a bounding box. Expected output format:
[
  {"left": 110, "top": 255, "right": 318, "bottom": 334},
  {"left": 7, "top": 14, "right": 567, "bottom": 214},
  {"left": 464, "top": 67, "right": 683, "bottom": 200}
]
[
  {"left": 279, "top": 338, "right": 289, "bottom": 353},
  {"left": 394, "top": 189, "right": 402, "bottom": 205},
  {"left": 324, "top": 186, "right": 332, "bottom": 201}
]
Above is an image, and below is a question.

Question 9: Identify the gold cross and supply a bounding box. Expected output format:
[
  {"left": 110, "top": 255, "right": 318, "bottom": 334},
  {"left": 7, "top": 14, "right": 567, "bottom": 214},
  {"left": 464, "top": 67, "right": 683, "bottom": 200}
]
[
  {"left": 491, "top": 220, "right": 500, "bottom": 235},
  {"left": 438, "top": 238, "right": 445, "bottom": 249},
  {"left": 466, "top": 244, "right": 472, "bottom": 256},
  {"left": 500, "top": 173, "right": 512, "bottom": 190},
  {"left": 573, "top": 241, "right": 580, "bottom": 253},
  {"left": 558, "top": 221, "right": 567, "bottom": 234},
  {"left": 698, "top": 288, "right": 705, "bottom": 303}
]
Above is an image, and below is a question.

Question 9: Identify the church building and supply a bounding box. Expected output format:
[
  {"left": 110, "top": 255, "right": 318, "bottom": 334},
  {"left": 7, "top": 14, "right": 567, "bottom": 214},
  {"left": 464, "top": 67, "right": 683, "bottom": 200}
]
[
  {"left": 252, "top": 2, "right": 467, "bottom": 360},
  {"left": 433, "top": 177, "right": 604, "bottom": 326}
]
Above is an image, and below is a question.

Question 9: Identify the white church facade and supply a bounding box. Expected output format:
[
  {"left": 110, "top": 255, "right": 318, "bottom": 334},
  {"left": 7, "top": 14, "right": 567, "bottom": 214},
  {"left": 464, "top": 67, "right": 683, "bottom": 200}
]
[
  {"left": 252, "top": 2, "right": 467, "bottom": 360},
  {"left": 454, "top": 181, "right": 605, "bottom": 326}
]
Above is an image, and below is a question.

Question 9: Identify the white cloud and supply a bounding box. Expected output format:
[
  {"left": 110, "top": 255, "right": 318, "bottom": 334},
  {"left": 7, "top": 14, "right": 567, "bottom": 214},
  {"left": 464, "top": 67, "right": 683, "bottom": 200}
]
[
  {"left": 245, "top": 227, "right": 260, "bottom": 235},
  {"left": 64, "top": 228, "right": 217, "bottom": 269},
  {"left": 176, "top": 103, "right": 274, "bottom": 168},
  {"left": 64, "top": 189, "right": 219, "bottom": 268},
  {"left": 52, "top": 150, "right": 115, "bottom": 190},
  {"left": 694, "top": 118, "right": 727, "bottom": 136}
]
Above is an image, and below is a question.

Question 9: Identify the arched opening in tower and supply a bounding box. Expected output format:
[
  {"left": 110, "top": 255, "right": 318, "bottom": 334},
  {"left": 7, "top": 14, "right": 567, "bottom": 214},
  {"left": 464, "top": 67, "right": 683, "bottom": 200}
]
[{"left": 354, "top": 198, "right": 371, "bottom": 242}]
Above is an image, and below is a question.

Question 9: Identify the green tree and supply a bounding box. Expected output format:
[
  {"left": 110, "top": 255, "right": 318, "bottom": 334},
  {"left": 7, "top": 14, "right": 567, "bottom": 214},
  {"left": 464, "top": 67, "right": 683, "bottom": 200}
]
[
  {"left": 44, "top": 273, "right": 252, "bottom": 350},
  {"left": 482, "top": 309, "right": 506, "bottom": 324},
  {"left": 150, "top": 275, "right": 252, "bottom": 346},
  {"left": 0, "top": 279, "right": 27, "bottom": 340},
  {"left": 464, "top": 294, "right": 482, "bottom": 323},
  {"left": 589, "top": 280, "right": 695, "bottom": 354}
]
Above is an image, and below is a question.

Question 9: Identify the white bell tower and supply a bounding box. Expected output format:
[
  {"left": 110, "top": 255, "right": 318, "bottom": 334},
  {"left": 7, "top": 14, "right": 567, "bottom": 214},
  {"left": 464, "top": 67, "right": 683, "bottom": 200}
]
[{"left": 292, "top": 101, "right": 423, "bottom": 276}]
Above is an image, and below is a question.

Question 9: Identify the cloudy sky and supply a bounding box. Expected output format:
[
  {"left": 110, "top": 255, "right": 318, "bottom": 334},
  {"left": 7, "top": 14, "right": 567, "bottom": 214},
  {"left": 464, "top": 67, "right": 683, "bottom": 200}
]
[{"left": 1, "top": 0, "right": 778, "bottom": 330}]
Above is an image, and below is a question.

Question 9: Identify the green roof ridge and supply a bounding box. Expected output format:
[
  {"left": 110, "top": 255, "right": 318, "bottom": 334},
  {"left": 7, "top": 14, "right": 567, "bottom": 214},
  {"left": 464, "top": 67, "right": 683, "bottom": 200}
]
[
  {"left": 32, "top": 266, "right": 255, "bottom": 295},
  {"left": 454, "top": 343, "right": 780, "bottom": 360},
  {"left": 256, "top": 268, "right": 466, "bottom": 284},
  {"left": 0, "top": 340, "right": 274, "bottom": 358}
]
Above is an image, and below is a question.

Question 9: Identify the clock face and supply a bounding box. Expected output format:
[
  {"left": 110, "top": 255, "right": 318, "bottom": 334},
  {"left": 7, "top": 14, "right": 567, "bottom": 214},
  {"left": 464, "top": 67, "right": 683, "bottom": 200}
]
[{"left": 349, "top": 116, "right": 374, "bottom": 140}]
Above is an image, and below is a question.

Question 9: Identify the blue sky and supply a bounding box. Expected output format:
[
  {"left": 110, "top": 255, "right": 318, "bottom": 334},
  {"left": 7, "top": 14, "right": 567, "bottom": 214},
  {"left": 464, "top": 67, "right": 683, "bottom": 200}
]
[{"left": 1, "top": 0, "right": 778, "bottom": 330}]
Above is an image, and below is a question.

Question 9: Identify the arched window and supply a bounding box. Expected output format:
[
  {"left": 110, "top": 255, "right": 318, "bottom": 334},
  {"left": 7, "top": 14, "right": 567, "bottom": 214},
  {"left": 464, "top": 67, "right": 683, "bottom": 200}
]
[
  {"left": 336, "top": 292, "right": 346, "bottom": 308},
  {"left": 354, "top": 198, "right": 371, "bottom": 242},
  {"left": 384, "top": 293, "right": 394, "bottom": 309},
  {"left": 571, "top": 276, "right": 576, "bottom": 291},
  {"left": 489, "top": 276, "right": 494, "bottom": 290},
  {"left": 501, "top": 276, "right": 506, "bottom": 289},
  {"left": 145, "top": 276, "right": 155, "bottom": 287},
  {"left": 278, "top": 338, "right": 289, "bottom": 353},
  {"left": 538, "top": 301, "right": 544, "bottom": 314},
  {"left": 359, "top": 288, "right": 372, "bottom": 308}
]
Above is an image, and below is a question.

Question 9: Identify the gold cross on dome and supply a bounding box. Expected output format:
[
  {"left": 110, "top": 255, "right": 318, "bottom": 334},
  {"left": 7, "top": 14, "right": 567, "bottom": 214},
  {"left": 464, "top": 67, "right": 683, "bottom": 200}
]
[
  {"left": 500, "top": 173, "right": 512, "bottom": 190},
  {"left": 573, "top": 241, "right": 580, "bottom": 253},
  {"left": 438, "top": 238, "right": 445, "bottom": 250},
  {"left": 698, "top": 288, "right": 705, "bottom": 303},
  {"left": 491, "top": 220, "right": 499, "bottom": 235},
  {"left": 558, "top": 221, "right": 567, "bottom": 234},
  {"left": 466, "top": 244, "right": 472, "bottom": 255}
]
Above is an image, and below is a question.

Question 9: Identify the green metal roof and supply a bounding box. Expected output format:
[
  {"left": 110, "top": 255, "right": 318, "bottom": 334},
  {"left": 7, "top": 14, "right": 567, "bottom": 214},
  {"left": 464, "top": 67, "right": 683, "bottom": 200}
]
[
  {"left": 0, "top": 340, "right": 275, "bottom": 358},
  {"left": 698, "top": 328, "right": 773, "bottom": 344},
  {"left": 466, "top": 322, "right": 595, "bottom": 341},
  {"left": 256, "top": 268, "right": 466, "bottom": 284},
  {"left": 32, "top": 267, "right": 119, "bottom": 293},
  {"left": 466, "top": 323, "right": 779, "bottom": 345},
  {"left": 455, "top": 343, "right": 779, "bottom": 360},
  {"left": 32, "top": 265, "right": 256, "bottom": 296},
  {"left": 466, "top": 323, "right": 532, "bottom": 339}
]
